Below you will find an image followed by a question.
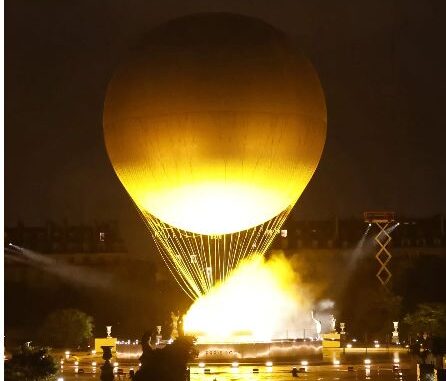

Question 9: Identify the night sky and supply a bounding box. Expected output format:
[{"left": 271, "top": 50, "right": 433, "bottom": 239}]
[{"left": 6, "top": 0, "right": 446, "bottom": 234}]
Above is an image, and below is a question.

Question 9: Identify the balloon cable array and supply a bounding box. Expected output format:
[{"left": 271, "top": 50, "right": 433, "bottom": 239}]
[{"left": 136, "top": 205, "right": 293, "bottom": 300}]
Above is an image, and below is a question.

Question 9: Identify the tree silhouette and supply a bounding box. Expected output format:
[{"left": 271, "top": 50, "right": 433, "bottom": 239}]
[
  {"left": 5, "top": 344, "right": 58, "bottom": 381},
  {"left": 38, "top": 308, "right": 94, "bottom": 348}
]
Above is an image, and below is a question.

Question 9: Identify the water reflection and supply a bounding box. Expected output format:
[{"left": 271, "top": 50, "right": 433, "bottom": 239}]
[{"left": 189, "top": 364, "right": 413, "bottom": 381}]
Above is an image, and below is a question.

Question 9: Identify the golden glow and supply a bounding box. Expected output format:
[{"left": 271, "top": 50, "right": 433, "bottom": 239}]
[
  {"left": 143, "top": 207, "right": 291, "bottom": 299},
  {"left": 183, "top": 253, "right": 314, "bottom": 342},
  {"left": 102, "top": 14, "right": 327, "bottom": 298},
  {"left": 103, "top": 15, "right": 326, "bottom": 235},
  {"left": 136, "top": 181, "right": 304, "bottom": 236},
  {"left": 105, "top": 111, "right": 325, "bottom": 235}
]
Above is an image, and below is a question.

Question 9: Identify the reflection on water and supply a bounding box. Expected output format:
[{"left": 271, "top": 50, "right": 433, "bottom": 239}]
[
  {"left": 190, "top": 364, "right": 413, "bottom": 381},
  {"left": 56, "top": 362, "right": 415, "bottom": 380}
]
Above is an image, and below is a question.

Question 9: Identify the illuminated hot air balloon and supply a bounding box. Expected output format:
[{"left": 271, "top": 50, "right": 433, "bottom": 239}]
[{"left": 103, "top": 13, "right": 326, "bottom": 299}]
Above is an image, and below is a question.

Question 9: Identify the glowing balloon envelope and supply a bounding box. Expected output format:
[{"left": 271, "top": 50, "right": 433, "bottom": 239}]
[
  {"left": 103, "top": 14, "right": 326, "bottom": 298},
  {"left": 104, "top": 13, "right": 326, "bottom": 236}
]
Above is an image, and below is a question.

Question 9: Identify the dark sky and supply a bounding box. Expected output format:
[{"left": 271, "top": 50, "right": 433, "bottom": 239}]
[{"left": 5, "top": 0, "right": 446, "bottom": 231}]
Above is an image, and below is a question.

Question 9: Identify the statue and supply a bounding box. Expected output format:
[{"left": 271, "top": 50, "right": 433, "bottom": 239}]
[
  {"left": 330, "top": 315, "right": 336, "bottom": 332},
  {"left": 156, "top": 326, "right": 162, "bottom": 345},
  {"left": 106, "top": 326, "right": 112, "bottom": 338},
  {"left": 133, "top": 331, "right": 197, "bottom": 381},
  {"left": 311, "top": 311, "right": 322, "bottom": 340},
  {"left": 171, "top": 312, "right": 179, "bottom": 341}
]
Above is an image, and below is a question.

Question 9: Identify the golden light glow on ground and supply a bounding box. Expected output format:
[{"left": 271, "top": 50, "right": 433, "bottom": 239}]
[{"left": 183, "top": 253, "right": 314, "bottom": 343}]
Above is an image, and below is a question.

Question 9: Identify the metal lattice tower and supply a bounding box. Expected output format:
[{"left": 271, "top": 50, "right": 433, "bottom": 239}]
[{"left": 364, "top": 211, "right": 396, "bottom": 286}]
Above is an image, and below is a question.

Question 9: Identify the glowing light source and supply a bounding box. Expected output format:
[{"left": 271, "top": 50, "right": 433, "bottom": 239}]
[
  {"left": 198, "top": 362, "right": 205, "bottom": 368},
  {"left": 333, "top": 360, "right": 340, "bottom": 365},
  {"left": 104, "top": 51, "right": 326, "bottom": 236},
  {"left": 184, "top": 253, "right": 313, "bottom": 343},
  {"left": 231, "top": 362, "right": 239, "bottom": 368},
  {"left": 266, "top": 361, "right": 273, "bottom": 367},
  {"left": 364, "top": 359, "right": 371, "bottom": 365},
  {"left": 346, "top": 344, "right": 352, "bottom": 348},
  {"left": 103, "top": 13, "right": 326, "bottom": 299}
]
